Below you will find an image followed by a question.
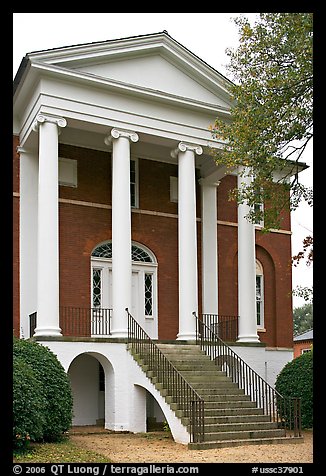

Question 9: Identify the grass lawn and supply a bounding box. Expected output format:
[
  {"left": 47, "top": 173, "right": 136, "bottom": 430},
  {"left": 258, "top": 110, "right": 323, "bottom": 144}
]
[{"left": 13, "top": 437, "right": 111, "bottom": 463}]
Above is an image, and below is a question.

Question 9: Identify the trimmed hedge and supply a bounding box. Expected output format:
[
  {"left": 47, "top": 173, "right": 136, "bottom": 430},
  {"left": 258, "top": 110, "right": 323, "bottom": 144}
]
[
  {"left": 275, "top": 350, "right": 313, "bottom": 429},
  {"left": 13, "top": 355, "right": 46, "bottom": 451},
  {"left": 13, "top": 338, "right": 73, "bottom": 449}
]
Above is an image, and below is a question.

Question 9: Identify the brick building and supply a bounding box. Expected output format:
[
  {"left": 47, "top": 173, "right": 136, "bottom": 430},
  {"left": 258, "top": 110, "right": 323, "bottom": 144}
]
[
  {"left": 293, "top": 329, "right": 313, "bottom": 358},
  {"left": 13, "top": 32, "right": 305, "bottom": 446}
]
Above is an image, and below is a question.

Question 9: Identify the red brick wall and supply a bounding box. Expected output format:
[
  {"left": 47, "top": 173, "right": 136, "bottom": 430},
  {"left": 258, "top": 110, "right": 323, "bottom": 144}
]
[
  {"left": 59, "top": 144, "right": 111, "bottom": 204},
  {"left": 13, "top": 141, "right": 294, "bottom": 345},
  {"left": 293, "top": 341, "right": 313, "bottom": 359},
  {"left": 138, "top": 159, "right": 178, "bottom": 214},
  {"left": 217, "top": 174, "right": 238, "bottom": 224},
  {"left": 256, "top": 230, "right": 293, "bottom": 348}
]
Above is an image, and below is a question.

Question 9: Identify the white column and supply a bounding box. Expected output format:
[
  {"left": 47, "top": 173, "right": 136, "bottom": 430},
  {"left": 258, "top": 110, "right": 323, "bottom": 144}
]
[
  {"left": 105, "top": 128, "right": 139, "bottom": 337},
  {"left": 171, "top": 142, "right": 202, "bottom": 340},
  {"left": 200, "top": 180, "right": 219, "bottom": 315},
  {"left": 237, "top": 168, "right": 259, "bottom": 343},
  {"left": 33, "top": 114, "right": 67, "bottom": 337},
  {"left": 19, "top": 147, "right": 38, "bottom": 338}
]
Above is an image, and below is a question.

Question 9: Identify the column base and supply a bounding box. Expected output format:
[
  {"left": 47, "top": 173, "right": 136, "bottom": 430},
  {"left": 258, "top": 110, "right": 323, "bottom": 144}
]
[
  {"left": 33, "top": 326, "right": 62, "bottom": 338},
  {"left": 110, "top": 328, "right": 129, "bottom": 339},
  {"left": 237, "top": 334, "right": 260, "bottom": 343},
  {"left": 176, "top": 331, "right": 197, "bottom": 341}
]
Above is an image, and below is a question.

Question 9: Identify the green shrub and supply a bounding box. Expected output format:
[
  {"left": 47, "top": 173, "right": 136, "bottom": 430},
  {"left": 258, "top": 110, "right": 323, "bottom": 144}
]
[
  {"left": 13, "top": 338, "right": 73, "bottom": 442},
  {"left": 13, "top": 355, "right": 46, "bottom": 452},
  {"left": 275, "top": 350, "right": 313, "bottom": 429}
]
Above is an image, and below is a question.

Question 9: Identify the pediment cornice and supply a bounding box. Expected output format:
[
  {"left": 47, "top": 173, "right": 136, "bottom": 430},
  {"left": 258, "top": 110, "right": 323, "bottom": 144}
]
[
  {"left": 26, "top": 59, "right": 232, "bottom": 117},
  {"left": 20, "top": 31, "right": 234, "bottom": 107}
]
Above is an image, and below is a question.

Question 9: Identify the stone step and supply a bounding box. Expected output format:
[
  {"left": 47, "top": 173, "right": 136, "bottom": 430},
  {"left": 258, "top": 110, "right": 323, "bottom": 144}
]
[
  {"left": 195, "top": 387, "right": 245, "bottom": 396},
  {"left": 204, "top": 400, "right": 257, "bottom": 410},
  {"left": 203, "top": 428, "right": 286, "bottom": 442},
  {"left": 170, "top": 362, "right": 226, "bottom": 372},
  {"left": 157, "top": 343, "right": 202, "bottom": 351},
  {"left": 150, "top": 376, "right": 240, "bottom": 391},
  {"left": 157, "top": 352, "right": 209, "bottom": 365},
  {"left": 205, "top": 407, "right": 265, "bottom": 417},
  {"left": 168, "top": 399, "right": 258, "bottom": 413},
  {"left": 154, "top": 382, "right": 245, "bottom": 396},
  {"left": 188, "top": 436, "right": 304, "bottom": 450},
  {"left": 204, "top": 414, "right": 271, "bottom": 424},
  {"left": 196, "top": 393, "right": 251, "bottom": 402},
  {"left": 204, "top": 421, "right": 278, "bottom": 433},
  {"left": 189, "top": 381, "right": 242, "bottom": 389},
  {"left": 158, "top": 350, "right": 204, "bottom": 357},
  {"left": 177, "top": 373, "right": 232, "bottom": 382}
]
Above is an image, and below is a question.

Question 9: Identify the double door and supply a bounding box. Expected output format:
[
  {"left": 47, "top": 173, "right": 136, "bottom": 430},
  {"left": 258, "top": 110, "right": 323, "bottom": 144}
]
[{"left": 91, "top": 259, "right": 158, "bottom": 338}]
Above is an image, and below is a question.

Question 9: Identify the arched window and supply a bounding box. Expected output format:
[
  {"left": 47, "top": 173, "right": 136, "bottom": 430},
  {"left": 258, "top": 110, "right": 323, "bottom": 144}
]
[
  {"left": 91, "top": 241, "right": 155, "bottom": 263},
  {"left": 92, "top": 242, "right": 112, "bottom": 259},
  {"left": 256, "top": 260, "right": 264, "bottom": 328}
]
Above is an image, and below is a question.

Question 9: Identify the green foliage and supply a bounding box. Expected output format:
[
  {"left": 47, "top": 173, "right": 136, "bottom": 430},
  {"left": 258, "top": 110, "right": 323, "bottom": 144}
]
[
  {"left": 13, "top": 355, "right": 47, "bottom": 452},
  {"left": 293, "top": 303, "right": 313, "bottom": 335},
  {"left": 13, "top": 338, "right": 73, "bottom": 446},
  {"left": 163, "top": 421, "right": 171, "bottom": 433},
  {"left": 211, "top": 13, "right": 313, "bottom": 230},
  {"left": 275, "top": 351, "right": 313, "bottom": 429}
]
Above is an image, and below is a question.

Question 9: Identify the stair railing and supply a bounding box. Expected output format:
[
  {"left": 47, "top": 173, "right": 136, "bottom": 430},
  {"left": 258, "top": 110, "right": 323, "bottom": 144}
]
[
  {"left": 193, "top": 312, "right": 302, "bottom": 437},
  {"left": 126, "top": 309, "right": 204, "bottom": 443}
]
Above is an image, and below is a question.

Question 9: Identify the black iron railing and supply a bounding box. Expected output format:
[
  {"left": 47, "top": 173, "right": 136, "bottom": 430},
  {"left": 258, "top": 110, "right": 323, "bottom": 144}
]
[
  {"left": 201, "top": 313, "right": 238, "bottom": 342},
  {"left": 29, "top": 307, "right": 112, "bottom": 337},
  {"left": 60, "top": 307, "right": 112, "bottom": 336},
  {"left": 126, "top": 308, "right": 204, "bottom": 443},
  {"left": 193, "top": 312, "right": 302, "bottom": 437}
]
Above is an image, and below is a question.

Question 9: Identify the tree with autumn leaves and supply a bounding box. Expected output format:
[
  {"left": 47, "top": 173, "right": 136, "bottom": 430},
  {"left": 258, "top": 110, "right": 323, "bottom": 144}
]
[
  {"left": 211, "top": 13, "right": 313, "bottom": 300},
  {"left": 210, "top": 12, "right": 313, "bottom": 231}
]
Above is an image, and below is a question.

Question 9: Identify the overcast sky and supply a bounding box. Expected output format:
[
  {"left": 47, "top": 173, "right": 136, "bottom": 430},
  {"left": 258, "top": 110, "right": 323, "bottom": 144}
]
[{"left": 13, "top": 13, "right": 313, "bottom": 308}]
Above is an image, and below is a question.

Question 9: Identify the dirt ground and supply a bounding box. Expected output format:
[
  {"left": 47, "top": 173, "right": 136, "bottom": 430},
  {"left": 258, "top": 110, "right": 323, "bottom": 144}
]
[{"left": 69, "top": 427, "right": 313, "bottom": 464}]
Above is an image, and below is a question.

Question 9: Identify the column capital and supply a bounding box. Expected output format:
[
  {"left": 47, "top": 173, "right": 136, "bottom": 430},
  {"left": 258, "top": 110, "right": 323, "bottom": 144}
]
[
  {"left": 198, "top": 178, "right": 221, "bottom": 188},
  {"left": 32, "top": 114, "right": 67, "bottom": 133},
  {"left": 171, "top": 142, "right": 203, "bottom": 159},
  {"left": 104, "top": 128, "right": 139, "bottom": 146}
]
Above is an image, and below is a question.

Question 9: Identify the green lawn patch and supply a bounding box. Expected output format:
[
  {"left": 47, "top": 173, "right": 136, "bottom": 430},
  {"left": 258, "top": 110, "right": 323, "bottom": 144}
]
[{"left": 13, "top": 438, "right": 111, "bottom": 463}]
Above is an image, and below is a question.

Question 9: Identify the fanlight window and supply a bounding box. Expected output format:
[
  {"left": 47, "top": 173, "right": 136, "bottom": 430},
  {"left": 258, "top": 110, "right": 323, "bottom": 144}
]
[
  {"left": 92, "top": 241, "right": 154, "bottom": 263},
  {"left": 92, "top": 242, "right": 112, "bottom": 258},
  {"left": 131, "top": 245, "right": 153, "bottom": 263}
]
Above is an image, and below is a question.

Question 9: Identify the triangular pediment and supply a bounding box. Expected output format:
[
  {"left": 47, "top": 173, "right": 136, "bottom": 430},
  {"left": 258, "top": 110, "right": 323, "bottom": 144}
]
[
  {"left": 25, "top": 32, "right": 233, "bottom": 111},
  {"left": 71, "top": 53, "right": 231, "bottom": 109}
]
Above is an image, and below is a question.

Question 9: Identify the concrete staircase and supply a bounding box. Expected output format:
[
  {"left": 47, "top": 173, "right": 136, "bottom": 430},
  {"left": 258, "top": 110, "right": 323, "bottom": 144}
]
[{"left": 155, "top": 343, "right": 303, "bottom": 449}]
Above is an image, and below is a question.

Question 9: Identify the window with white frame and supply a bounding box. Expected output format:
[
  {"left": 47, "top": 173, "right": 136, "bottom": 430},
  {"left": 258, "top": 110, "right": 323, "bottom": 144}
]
[
  {"left": 256, "top": 260, "right": 264, "bottom": 328},
  {"left": 144, "top": 273, "right": 153, "bottom": 316},
  {"left": 301, "top": 348, "right": 312, "bottom": 354},
  {"left": 130, "top": 158, "right": 139, "bottom": 208},
  {"left": 92, "top": 268, "right": 102, "bottom": 308},
  {"left": 254, "top": 200, "right": 264, "bottom": 227}
]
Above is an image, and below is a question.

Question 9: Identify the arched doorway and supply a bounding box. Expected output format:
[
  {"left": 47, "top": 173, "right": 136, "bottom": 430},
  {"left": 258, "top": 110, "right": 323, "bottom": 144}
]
[
  {"left": 68, "top": 352, "right": 114, "bottom": 427},
  {"left": 91, "top": 240, "right": 158, "bottom": 338},
  {"left": 146, "top": 390, "right": 167, "bottom": 431}
]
